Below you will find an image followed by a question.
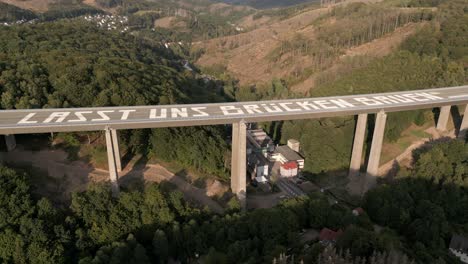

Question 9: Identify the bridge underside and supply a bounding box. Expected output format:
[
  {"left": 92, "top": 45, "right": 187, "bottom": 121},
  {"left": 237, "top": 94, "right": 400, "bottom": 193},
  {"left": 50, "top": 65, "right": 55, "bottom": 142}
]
[
  {"left": 1, "top": 91, "right": 467, "bottom": 208},
  {"left": 347, "top": 104, "right": 468, "bottom": 195}
]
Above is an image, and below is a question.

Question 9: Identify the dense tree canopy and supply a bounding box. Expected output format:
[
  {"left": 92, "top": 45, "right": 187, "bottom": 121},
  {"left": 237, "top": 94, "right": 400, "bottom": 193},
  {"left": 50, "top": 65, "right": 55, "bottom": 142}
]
[
  {"left": 364, "top": 140, "right": 468, "bottom": 263},
  {"left": 0, "top": 165, "right": 363, "bottom": 263},
  {"left": 0, "top": 20, "right": 230, "bottom": 177},
  {"left": 0, "top": 21, "right": 188, "bottom": 109},
  {"left": 0, "top": 167, "right": 70, "bottom": 263}
]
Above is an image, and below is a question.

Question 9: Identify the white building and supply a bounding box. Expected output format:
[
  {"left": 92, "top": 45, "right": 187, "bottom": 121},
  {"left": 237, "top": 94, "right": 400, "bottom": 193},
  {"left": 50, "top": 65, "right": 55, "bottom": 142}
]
[{"left": 272, "top": 145, "right": 305, "bottom": 170}]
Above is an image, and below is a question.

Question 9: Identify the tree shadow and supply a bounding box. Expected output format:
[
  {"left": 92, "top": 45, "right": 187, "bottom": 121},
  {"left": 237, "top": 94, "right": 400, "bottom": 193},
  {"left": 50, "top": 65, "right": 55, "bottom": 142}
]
[
  {"left": 383, "top": 160, "right": 400, "bottom": 180},
  {"left": 410, "top": 136, "right": 457, "bottom": 166}
]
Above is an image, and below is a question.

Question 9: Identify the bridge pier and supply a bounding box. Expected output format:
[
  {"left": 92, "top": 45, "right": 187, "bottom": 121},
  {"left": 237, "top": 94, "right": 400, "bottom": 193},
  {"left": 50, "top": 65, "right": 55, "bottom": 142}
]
[
  {"left": 436, "top": 106, "right": 451, "bottom": 131},
  {"left": 105, "top": 128, "right": 120, "bottom": 197},
  {"left": 365, "top": 111, "right": 387, "bottom": 189},
  {"left": 459, "top": 105, "right": 468, "bottom": 140},
  {"left": 349, "top": 114, "right": 368, "bottom": 178},
  {"left": 4, "top": 135, "right": 16, "bottom": 151},
  {"left": 231, "top": 121, "right": 247, "bottom": 209},
  {"left": 111, "top": 129, "right": 122, "bottom": 172}
]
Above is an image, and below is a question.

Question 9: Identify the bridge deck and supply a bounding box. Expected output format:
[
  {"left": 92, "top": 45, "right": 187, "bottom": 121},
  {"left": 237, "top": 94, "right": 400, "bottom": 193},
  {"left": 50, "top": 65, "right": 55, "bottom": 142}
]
[{"left": 0, "top": 86, "right": 466, "bottom": 134}]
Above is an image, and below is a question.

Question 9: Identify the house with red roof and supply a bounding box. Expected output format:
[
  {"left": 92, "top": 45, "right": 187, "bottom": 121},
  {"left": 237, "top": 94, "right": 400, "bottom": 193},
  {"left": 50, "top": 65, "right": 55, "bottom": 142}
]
[
  {"left": 280, "top": 161, "right": 298, "bottom": 177},
  {"left": 319, "top": 228, "right": 343, "bottom": 245}
]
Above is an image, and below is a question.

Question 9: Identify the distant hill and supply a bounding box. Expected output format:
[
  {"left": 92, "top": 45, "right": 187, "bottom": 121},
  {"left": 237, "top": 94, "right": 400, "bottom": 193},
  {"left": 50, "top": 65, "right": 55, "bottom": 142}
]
[
  {"left": 0, "top": 0, "right": 53, "bottom": 13},
  {"left": 0, "top": 2, "right": 37, "bottom": 21},
  {"left": 217, "top": 0, "right": 319, "bottom": 9},
  {"left": 0, "top": 20, "right": 190, "bottom": 108},
  {"left": 193, "top": 0, "right": 436, "bottom": 90}
]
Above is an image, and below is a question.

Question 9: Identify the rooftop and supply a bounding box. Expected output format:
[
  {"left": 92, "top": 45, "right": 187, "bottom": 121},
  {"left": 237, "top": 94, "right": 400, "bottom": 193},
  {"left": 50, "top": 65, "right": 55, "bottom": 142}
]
[
  {"left": 276, "top": 145, "right": 304, "bottom": 161},
  {"left": 281, "top": 161, "right": 298, "bottom": 170},
  {"left": 247, "top": 129, "right": 273, "bottom": 148}
]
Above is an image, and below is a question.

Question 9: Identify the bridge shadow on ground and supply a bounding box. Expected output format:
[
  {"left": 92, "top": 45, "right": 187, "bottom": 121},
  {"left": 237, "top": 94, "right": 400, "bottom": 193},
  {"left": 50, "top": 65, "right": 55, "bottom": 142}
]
[
  {"left": 118, "top": 156, "right": 225, "bottom": 214},
  {"left": 0, "top": 138, "right": 94, "bottom": 207}
]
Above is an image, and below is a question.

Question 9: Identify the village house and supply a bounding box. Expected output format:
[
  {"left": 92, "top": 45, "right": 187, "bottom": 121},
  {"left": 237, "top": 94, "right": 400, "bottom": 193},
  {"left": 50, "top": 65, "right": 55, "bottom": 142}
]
[{"left": 271, "top": 143, "right": 305, "bottom": 177}]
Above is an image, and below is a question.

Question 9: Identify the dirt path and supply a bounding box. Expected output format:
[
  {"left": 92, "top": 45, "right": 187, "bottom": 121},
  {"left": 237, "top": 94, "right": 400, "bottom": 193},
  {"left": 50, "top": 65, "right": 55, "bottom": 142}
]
[
  {"left": 378, "top": 127, "right": 456, "bottom": 176},
  {"left": 0, "top": 147, "right": 224, "bottom": 213}
]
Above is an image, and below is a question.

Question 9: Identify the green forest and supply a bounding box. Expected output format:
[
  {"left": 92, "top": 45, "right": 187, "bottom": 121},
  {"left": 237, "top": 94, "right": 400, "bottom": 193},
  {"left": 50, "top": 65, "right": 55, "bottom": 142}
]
[
  {"left": 221, "top": 0, "right": 466, "bottom": 174},
  {"left": 0, "top": 0, "right": 467, "bottom": 262},
  {"left": 271, "top": 0, "right": 467, "bottom": 174},
  {"left": 0, "top": 20, "right": 230, "bottom": 178},
  {"left": 0, "top": 139, "right": 466, "bottom": 263}
]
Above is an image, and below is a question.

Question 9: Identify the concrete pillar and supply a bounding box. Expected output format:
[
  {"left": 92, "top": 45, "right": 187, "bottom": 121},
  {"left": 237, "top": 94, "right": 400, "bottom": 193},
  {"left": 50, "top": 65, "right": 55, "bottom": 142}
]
[
  {"left": 458, "top": 105, "right": 468, "bottom": 140},
  {"left": 105, "top": 128, "right": 119, "bottom": 197},
  {"left": 4, "top": 135, "right": 16, "bottom": 152},
  {"left": 436, "top": 106, "right": 451, "bottom": 131},
  {"left": 231, "top": 123, "right": 239, "bottom": 193},
  {"left": 111, "top": 129, "right": 122, "bottom": 172},
  {"left": 366, "top": 111, "right": 387, "bottom": 179},
  {"left": 349, "top": 114, "right": 368, "bottom": 178},
  {"left": 231, "top": 121, "right": 247, "bottom": 209}
]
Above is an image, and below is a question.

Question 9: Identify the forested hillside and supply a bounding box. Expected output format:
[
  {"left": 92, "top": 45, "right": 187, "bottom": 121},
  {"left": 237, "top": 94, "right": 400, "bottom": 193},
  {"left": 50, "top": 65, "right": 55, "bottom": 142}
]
[
  {"left": 0, "top": 2, "right": 36, "bottom": 22},
  {"left": 0, "top": 0, "right": 254, "bottom": 40},
  {"left": 1, "top": 139, "right": 466, "bottom": 263},
  {"left": 0, "top": 21, "right": 186, "bottom": 108},
  {"left": 0, "top": 0, "right": 466, "bottom": 263},
  {"left": 0, "top": 20, "right": 230, "bottom": 177},
  {"left": 364, "top": 140, "right": 468, "bottom": 263},
  {"left": 218, "top": 0, "right": 318, "bottom": 9},
  {"left": 217, "top": 0, "right": 467, "bottom": 174},
  {"left": 283, "top": 0, "right": 467, "bottom": 174}
]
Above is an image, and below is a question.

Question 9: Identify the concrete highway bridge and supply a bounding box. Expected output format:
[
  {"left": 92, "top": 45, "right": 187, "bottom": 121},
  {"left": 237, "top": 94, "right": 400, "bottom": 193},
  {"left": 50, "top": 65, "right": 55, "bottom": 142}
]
[{"left": 0, "top": 85, "right": 467, "bottom": 207}]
